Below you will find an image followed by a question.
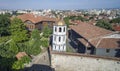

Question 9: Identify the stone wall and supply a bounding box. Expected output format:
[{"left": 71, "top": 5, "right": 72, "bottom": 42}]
[{"left": 51, "top": 52, "right": 120, "bottom": 71}]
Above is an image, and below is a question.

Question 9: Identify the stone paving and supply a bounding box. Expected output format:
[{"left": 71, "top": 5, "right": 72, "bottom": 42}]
[
  {"left": 25, "top": 49, "right": 54, "bottom": 71},
  {"left": 33, "top": 51, "right": 50, "bottom": 65}
]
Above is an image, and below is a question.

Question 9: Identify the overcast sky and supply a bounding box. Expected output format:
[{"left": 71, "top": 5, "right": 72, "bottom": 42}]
[{"left": 0, "top": 0, "right": 120, "bottom": 10}]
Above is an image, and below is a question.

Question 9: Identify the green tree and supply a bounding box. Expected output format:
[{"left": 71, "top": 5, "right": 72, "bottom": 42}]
[
  {"left": 77, "top": 16, "right": 88, "bottom": 22},
  {"left": 110, "top": 17, "right": 120, "bottom": 24},
  {"left": 0, "top": 56, "right": 16, "bottom": 71},
  {"left": 0, "top": 14, "right": 10, "bottom": 36},
  {"left": 0, "top": 43, "right": 16, "bottom": 58},
  {"left": 40, "top": 37, "right": 49, "bottom": 47},
  {"left": 0, "top": 43, "right": 17, "bottom": 71},
  {"left": 96, "top": 20, "right": 113, "bottom": 31},
  {"left": 9, "top": 40, "right": 18, "bottom": 54},
  {"left": 64, "top": 17, "right": 70, "bottom": 27},
  {"left": 10, "top": 17, "right": 29, "bottom": 43},
  {"left": 43, "top": 26, "right": 52, "bottom": 38},
  {"left": 28, "top": 29, "right": 41, "bottom": 55},
  {"left": 12, "top": 56, "right": 31, "bottom": 71}
]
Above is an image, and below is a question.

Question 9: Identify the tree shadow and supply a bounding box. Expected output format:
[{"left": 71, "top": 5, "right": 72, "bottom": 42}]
[
  {"left": 23, "top": 64, "right": 54, "bottom": 71},
  {"left": 49, "top": 35, "right": 53, "bottom": 46},
  {"left": 115, "top": 49, "right": 120, "bottom": 57},
  {"left": 115, "top": 40, "right": 120, "bottom": 57},
  {"left": 0, "top": 56, "right": 16, "bottom": 71}
]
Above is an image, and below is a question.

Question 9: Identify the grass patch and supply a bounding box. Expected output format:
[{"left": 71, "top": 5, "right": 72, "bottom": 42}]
[{"left": 66, "top": 46, "right": 74, "bottom": 52}]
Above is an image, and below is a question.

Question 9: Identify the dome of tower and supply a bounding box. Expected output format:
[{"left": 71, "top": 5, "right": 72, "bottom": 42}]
[{"left": 57, "top": 20, "right": 65, "bottom": 26}]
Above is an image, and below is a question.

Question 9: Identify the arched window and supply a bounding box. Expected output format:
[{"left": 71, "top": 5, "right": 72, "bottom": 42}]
[
  {"left": 55, "top": 27, "right": 57, "bottom": 32},
  {"left": 29, "top": 25, "right": 31, "bottom": 29},
  {"left": 59, "top": 27, "right": 62, "bottom": 32},
  {"left": 64, "top": 27, "right": 65, "bottom": 32},
  {"left": 59, "top": 37, "right": 61, "bottom": 42}
]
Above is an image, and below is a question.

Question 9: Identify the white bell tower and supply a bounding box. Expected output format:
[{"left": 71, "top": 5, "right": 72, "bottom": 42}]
[{"left": 52, "top": 20, "right": 67, "bottom": 51}]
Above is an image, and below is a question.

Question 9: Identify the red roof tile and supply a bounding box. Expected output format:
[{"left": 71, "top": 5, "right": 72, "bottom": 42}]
[
  {"left": 70, "top": 22, "right": 113, "bottom": 40},
  {"left": 16, "top": 13, "right": 57, "bottom": 24},
  {"left": 113, "top": 25, "right": 120, "bottom": 31},
  {"left": 70, "top": 22, "right": 120, "bottom": 48},
  {"left": 16, "top": 52, "right": 27, "bottom": 60},
  {"left": 97, "top": 38, "right": 120, "bottom": 49}
]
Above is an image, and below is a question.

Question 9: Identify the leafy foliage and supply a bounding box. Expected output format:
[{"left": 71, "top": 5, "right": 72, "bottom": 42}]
[
  {"left": 96, "top": 20, "right": 113, "bottom": 31},
  {"left": 40, "top": 37, "right": 49, "bottom": 47},
  {"left": 9, "top": 40, "right": 19, "bottom": 54},
  {"left": 0, "top": 56, "right": 16, "bottom": 71},
  {"left": 28, "top": 29, "right": 41, "bottom": 55},
  {"left": 69, "top": 16, "right": 88, "bottom": 22},
  {"left": 12, "top": 56, "right": 31, "bottom": 71},
  {"left": 10, "top": 17, "right": 29, "bottom": 43},
  {"left": 110, "top": 17, "right": 120, "bottom": 24},
  {"left": 42, "top": 26, "right": 52, "bottom": 38},
  {"left": 64, "top": 17, "right": 70, "bottom": 27},
  {"left": 64, "top": 16, "right": 89, "bottom": 27},
  {"left": 0, "top": 14, "right": 10, "bottom": 36},
  {"left": 0, "top": 14, "right": 53, "bottom": 71},
  {"left": 0, "top": 36, "right": 10, "bottom": 43},
  {"left": 0, "top": 43, "right": 16, "bottom": 58}
]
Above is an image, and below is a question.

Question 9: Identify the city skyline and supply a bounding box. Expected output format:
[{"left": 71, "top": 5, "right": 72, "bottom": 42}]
[{"left": 0, "top": 0, "right": 120, "bottom": 10}]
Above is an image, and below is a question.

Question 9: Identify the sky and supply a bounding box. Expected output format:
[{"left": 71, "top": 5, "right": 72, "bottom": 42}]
[{"left": 0, "top": 0, "right": 120, "bottom": 10}]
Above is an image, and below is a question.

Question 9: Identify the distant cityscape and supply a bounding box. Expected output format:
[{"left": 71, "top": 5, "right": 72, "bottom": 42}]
[{"left": 0, "top": 8, "right": 120, "bottom": 19}]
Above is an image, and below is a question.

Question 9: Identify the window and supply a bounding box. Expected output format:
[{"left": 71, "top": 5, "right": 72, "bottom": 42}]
[
  {"left": 54, "top": 36, "right": 56, "bottom": 41},
  {"left": 59, "top": 27, "right": 62, "bottom": 32},
  {"left": 55, "top": 27, "right": 57, "bottom": 32},
  {"left": 30, "top": 25, "right": 31, "bottom": 29},
  {"left": 63, "top": 46, "right": 64, "bottom": 50},
  {"left": 31, "top": 26, "right": 33, "bottom": 29},
  {"left": 87, "top": 47, "right": 91, "bottom": 50},
  {"left": 64, "top": 27, "right": 65, "bottom": 32},
  {"left": 59, "top": 37, "right": 61, "bottom": 42},
  {"left": 55, "top": 45, "right": 56, "bottom": 49},
  {"left": 106, "top": 49, "right": 110, "bottom": 53},
  {"left": 59, "top": 46, "right": 60, "bottom": 50}
]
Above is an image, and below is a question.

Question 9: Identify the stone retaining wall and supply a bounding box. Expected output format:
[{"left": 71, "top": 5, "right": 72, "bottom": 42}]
[{"left": 51, "top": 52, "right": 120, "bottom": 71}]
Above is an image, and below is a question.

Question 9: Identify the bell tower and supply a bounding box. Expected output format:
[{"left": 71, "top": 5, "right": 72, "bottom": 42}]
[{"left": 52, "top": 20, "right": 67, "bottom": 51}]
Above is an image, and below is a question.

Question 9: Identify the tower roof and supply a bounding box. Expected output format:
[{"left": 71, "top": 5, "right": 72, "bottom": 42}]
[{"left": 57, "top": 20, "right": 65, "bottom": 26}]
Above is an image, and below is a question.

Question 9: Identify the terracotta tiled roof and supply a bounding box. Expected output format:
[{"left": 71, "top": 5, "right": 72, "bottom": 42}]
[
  {"left": 16, "top": 13, "right": 57, "bottom": 24},
  {"left": 16, "top": 52, "right": 27, "bottom": 60},
  {"left": 69, "top": 22, "right": 120, "bottom": 48},
  {"left": 90, "top": 38, "right": 101, "bottom": 47},
  {"left": 97, "top": 38, "right": 120, "bottom": 49},
  {"left": 70, "top": 22, "right": 113, "bottom": 40},
  {"left": 78, "top": 38, "right": 120, "bottom": 49},
  {"left": 113, "top": 25, "right": 120, "bottom": 31}
]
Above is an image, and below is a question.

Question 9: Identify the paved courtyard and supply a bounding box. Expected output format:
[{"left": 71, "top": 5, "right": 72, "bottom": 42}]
[{"left": 25, "top": 49, "right": 54, "bottom": 71}]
